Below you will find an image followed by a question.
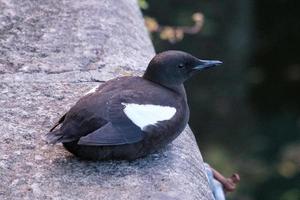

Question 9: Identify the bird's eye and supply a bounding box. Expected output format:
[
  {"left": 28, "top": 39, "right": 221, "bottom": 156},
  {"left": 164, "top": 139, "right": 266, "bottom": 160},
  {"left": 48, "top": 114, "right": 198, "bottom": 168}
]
[{"left": 178, "top": 63, "right": 185, "bottom": 69}]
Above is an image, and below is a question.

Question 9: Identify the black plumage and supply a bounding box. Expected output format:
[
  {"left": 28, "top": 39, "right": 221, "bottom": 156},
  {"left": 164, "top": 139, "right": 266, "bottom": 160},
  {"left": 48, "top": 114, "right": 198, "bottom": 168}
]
[{"left": 46, "top": 50, "right": 222, "bottom": 160}]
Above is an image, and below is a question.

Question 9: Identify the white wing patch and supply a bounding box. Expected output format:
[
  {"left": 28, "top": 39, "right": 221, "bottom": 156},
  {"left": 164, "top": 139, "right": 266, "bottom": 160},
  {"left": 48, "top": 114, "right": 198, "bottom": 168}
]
[
  {"left": 121, "top": 103, "right": 176, "bottom": 130},
  {"left": 85, "top": 86, "right": 98, "bottom": 95}
]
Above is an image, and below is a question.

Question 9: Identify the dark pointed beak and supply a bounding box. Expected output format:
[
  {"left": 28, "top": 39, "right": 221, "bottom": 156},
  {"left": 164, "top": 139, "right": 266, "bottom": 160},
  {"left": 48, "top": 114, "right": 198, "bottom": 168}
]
[{"left": 193, "top": 59, "right": 223, "bottom": 70}]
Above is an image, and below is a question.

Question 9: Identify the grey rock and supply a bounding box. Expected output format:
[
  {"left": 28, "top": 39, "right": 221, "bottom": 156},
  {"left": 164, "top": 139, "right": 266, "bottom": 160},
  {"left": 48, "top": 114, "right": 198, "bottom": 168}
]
[{"left": 0, "top": 0, "right": 213, "bottom": 199}]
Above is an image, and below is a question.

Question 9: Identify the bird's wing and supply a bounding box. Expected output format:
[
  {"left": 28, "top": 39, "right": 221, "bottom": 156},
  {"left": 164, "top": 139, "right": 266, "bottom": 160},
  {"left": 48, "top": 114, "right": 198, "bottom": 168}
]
[
  {"left": 46, "top": 96, "right": 108, "bottom": 144},
  {"left": 78, "top": 122, "right": 141, "bottom": 145},
  {"left": 48, "top": 83, "right": 108, "bottom": 133},
  {"left": 49, "top": 113, "right": 66, "bottom": 132},
  {"left": 78, "top": 90, "right": 177, "bottom": 146}
]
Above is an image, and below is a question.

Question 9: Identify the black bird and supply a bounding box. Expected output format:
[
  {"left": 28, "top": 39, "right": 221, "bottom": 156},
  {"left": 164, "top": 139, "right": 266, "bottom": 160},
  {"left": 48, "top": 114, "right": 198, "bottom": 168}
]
[{"left": 46, "top": 50, "right": 222, "bottom": 160}]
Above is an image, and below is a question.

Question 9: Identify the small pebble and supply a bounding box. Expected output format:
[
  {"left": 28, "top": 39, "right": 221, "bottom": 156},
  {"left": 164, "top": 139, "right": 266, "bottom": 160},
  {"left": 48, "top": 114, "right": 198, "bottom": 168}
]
[
  {"left": 1, "top": 155, "right": 9, "bottom": 160},
  {"left": 31, "top": 183, "right": 42, "bottom": 194},
  {"left": 41, "top": 145, "right": 48, "bottom": 150},
  {"left": 10, "top": 179, "right": 19, "bottom": 187},
  {"left": 25, "top": 162, "right": 34, "bottom": 166},
  {"left": 34, "top": 155, "right": 44, "bottom": 161},
  {"left": 34, "top": 172, "right": 43, "bottom": 178}
]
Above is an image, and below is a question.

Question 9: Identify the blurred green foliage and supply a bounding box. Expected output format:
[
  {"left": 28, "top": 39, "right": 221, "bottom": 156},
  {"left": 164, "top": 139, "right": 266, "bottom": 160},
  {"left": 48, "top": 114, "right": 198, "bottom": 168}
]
[{"left": 141, "top": 0, "right": 300, "bottom": 199}]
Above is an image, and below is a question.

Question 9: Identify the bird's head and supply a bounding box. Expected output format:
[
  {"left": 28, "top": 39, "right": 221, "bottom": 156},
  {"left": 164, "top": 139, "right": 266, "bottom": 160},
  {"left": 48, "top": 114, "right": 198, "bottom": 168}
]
[{"left": 143, "top": 50, "right": 222, "bottom": 89}]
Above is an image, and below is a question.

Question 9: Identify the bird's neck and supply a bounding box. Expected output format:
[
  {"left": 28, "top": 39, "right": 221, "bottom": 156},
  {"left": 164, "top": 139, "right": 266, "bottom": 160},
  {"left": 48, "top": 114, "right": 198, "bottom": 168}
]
[
  {"left": 166, "top": 84, "right": 188, "bottom": 101},
  {"left": 142, "top": 74, "right": 187, "bottom": 101}
]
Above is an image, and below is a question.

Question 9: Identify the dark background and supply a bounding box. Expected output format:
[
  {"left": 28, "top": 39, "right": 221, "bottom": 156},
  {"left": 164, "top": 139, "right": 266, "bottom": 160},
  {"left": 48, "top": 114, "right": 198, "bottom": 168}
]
[{"left": 141, "top": 0, "right": 300, "bottom": 199}]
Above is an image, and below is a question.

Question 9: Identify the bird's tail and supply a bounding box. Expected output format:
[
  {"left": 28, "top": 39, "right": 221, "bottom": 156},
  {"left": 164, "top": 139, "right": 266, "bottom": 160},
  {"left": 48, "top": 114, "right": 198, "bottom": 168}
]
[{"left": 45, "top": 129, "right": 64, "bottom": 144}]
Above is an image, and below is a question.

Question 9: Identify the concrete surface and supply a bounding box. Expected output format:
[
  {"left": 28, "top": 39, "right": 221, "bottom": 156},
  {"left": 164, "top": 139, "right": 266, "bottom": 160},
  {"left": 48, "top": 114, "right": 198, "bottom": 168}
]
[{"left": 0, "top": 0, "right": 213, "bottom": 199}]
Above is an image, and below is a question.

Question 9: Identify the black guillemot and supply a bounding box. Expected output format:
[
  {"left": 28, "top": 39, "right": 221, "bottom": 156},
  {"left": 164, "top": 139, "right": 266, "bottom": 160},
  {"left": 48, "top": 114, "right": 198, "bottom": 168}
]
[{"left": 46, "top": 50, "right": 222, "bottom": 160}]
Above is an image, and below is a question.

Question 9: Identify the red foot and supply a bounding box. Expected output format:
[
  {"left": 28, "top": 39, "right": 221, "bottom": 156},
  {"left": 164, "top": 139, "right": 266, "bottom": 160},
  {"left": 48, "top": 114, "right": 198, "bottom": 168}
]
[{"left": 211, "top": 168, "right": 240, "bottom": 193}]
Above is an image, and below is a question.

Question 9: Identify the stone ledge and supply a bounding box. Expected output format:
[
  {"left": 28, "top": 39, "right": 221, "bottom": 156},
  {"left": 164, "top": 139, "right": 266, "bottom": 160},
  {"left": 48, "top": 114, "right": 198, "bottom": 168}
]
[{"left": 0, "top": 0, "right": 213, "bottom": 199}]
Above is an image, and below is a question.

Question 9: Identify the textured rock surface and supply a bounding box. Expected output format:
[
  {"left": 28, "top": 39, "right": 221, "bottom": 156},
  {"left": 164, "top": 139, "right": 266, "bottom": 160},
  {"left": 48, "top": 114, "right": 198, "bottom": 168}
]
[{"left": 0, "top": 0, "right": 213, "bottom": 199}]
